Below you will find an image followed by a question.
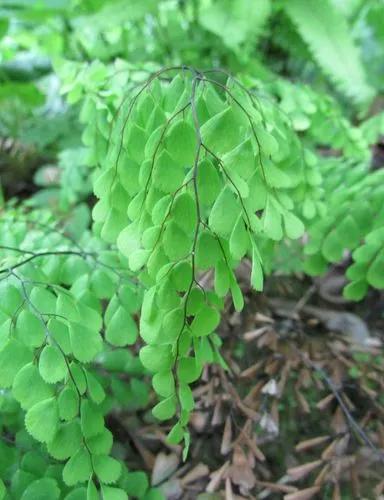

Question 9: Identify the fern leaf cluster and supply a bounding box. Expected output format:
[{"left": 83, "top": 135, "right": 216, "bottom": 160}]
[
  {"left": 0, "top": 209, "right": 161, "bottom": 498},
  {"left": 304, "top": 158, "right": 384, "bottom": 299},
  {"left": 88, "top": 68, "right": 311, "bottom": 448}
]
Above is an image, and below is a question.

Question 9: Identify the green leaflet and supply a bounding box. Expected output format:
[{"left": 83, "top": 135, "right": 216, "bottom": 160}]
[
  {"left": 85, "top": 371, "right": 106, "bottom": 404},
  {"left": 152, "top": 395, "right": 177, "bottom": 420},
  {"left": 153, "top": 150, "right": 185, "bottom": 193},
  {"left": 0, "top": 283, "right": 23, "bottom": 316},
  {"left": 229, "top": 216, "right": 249, "bottom": 260},
  {"left": 80, "top": 399, "right": 104, "bottom": 439},
  {"left": 39, "top": 345, "right": 67, "bottom": 383},
  {"left": 48, "top": 319, "right": 72, "bottom": 355},
  {"left": 367, "top": 249, "right": 384, "bottom": 289},
  {"left": 152, "top": 370, "right": 175, "bottom": 398},
  {"left": 105, "top": 305, "right": 138, "bottom": 347},
  {"left": 47, "top": 421, "right": 82, "bottom": 460},
  {"left": 201, "top": 106, "right": 248, "bottom": 155},
  {"left": 172, "top": 191, "right": 197, "bottom": 234},
  {"left": 62, "top": 447, "right": 92, "bottom": 486},
  {"left": 196, "top": 231, "right": 221, "bottom": 269},
  {"left": 93, "top": 455, "right": 121, "bottom": 484},
  {"left": 196, "top": 158, "right": 222, "bottom": 206},
  {"left": 190, "top": 305, "right": 220, "bottom": 337},
  {"left": 16, "top": 310, "right": 45, "bottom": 348},
  {"left": 163, "top": 221, "right": 192, "bottom": 260},
  {"left": 86, "top": 428, "right": 113, "bottom": 455},
  {"left": 58, "top": 387, "right": 79, "bottom": 421},
  {"left": 123, "top": 471, "right": 149, "bottom": 497},
  {"left": 177, "top": 357, "right": 201, "bottom": 384},
  {"left": 25, "top": 398, "right": 59, "bottom": 443},
  {"left": 20, "top": 479, "right": 60, "bottom": 500},
  {"left": 100, "top": 484, "right": 127, "bottom": 500},
  {"left": 209, "top": 186, "right": 241, "bottom": 237},
  {"left": 262, "top": 197, "right": 283, "bottom": 241},
  {"left": 0, "top": 338, "right": 32, "bottom": 388},
  {"left": 13, "top": 363, "right": 54, "bottom": 410},
  {"left": 140, "top": 345, "right": 173, "bottom": 373},
  {"left": 69, "top": 322, "right": 102, "bottom": 363},
  {"left": 165, "top": 120, "right": 196, "bottom": 166}
]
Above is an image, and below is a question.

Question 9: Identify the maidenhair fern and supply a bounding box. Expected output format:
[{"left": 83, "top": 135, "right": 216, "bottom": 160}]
[
  {"left": 0, "top": 207, "right": 162, "bottom": 498},
  {"left": 88, "top": 67, "right": 309, "bottom": 452},
  {"left": 304, "top": 158, "right": 384, "bottom": 299}
]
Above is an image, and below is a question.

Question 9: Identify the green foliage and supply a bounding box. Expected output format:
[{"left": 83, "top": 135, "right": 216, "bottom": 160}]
[
  {"left": 87, "top": 67, "right": 311, "bottom": 449},
  {"left": 0, "top": 207, "right": 156, "bottom": 498},
  {"left": 303, "top": 158, "right": 384, "bottom": 299},
  {"left": 1, "top": 0, "right": 384, "bottom": 498}
]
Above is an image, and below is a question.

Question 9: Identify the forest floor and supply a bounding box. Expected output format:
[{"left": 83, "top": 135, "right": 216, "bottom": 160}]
[{"left": 107, "top": 268, "right": 384, "bottom": 499}]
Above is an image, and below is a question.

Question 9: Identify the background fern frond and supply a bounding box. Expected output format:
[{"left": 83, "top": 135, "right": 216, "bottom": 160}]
[{"left": 284, "top": 0, "right": 374, "bottom": 105}]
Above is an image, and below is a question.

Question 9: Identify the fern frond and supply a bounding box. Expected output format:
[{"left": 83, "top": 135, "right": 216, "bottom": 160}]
[{"left": 284, "top": 0, "right": 374, "bottom": 105}]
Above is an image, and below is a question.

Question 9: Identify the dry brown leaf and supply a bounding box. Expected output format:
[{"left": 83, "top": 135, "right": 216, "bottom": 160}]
[
  {"left": 160, "top": 478, "right": 183, "bottom": 498},
  {"left": 151, "top": 452, "right": 179, "bottom": 486},
  {"left": 237, "top": 400, "right": 260, "bottom": 422},
  {"left": 277, "top": 361, "right": 291, "bottom": 396},
  {"left": 321, "top": 439, "right": 338, "bottom": 461},
  {"left": 243, "top": 381, "right": 264, "bottom": 406},
  {"left": 221, "top": 416, "right": 233, "bottom": 455},
  {"left": 240, "top": 360, "right": 264, "bottom": 379},
  {"left": 271, "top": 400, "right": 279, "bottom": 430},
  {"left": 206, "top": 461, "right": 230, "bottom": 492},
  {"left": 229, "top": 445, "right": 256, "bottom": 492},
  {"left": 334, "top": 435, "right": 350, "bottom": 456},
  {"left": 332, "top": 482, "right": 341, "bottom": 500},
  {"left": 295, "top": 436, "right": 330, "bottom": 452},
  {"left": 257, "top": 330, "right": 278, "bottom": 350},
  {"left": 225, "top": 477, "right": 235, "bottom": 500},
  {"left": 295, "top": 388, "right": 310, "bottom": 414},
  {"left": 255, "top": 479, "right": 298, "bottom": 494},
  {"left": 374, "top": 479, "right": 384, "bottom": 496},
  {"left": 239, "top": 429, "right": 266, "bottom": 462},
  {"left": 181, "top": 463, "right": 209, "bottom": 485},
  {"left": 254, "top": 312, "right": 275, "bottom": 324},
  {"left": 212, "top": 398, "right": 224, "bottom": 426},
  {"left": 298, "top": 368, "right": 312, "bottom": 389},
  {"left": 314, "top": 463, "right": 330, "bottom": 486},
  {"left": 340, "top": 391, "right": 355, "bottom": 411},
  {"left": 232, "top": 445, "right": 248, "bottom": 467},
  {"left": 228, "top": 463, "right": 256, "bottom": 492},
  {"left": 264, "top": 359, "right": 281, "bottom": 376},
  {"left": 244, "top": 326, "right": 271, "bottom": 342},
  {"left": 283, "top": 486, "right": 320, "bottom": 500},
  {"left": 287, "top": 460, "right": 323, "bottom": 481},
  {"left": 316, "top": 393, "right": 334, "bottom": 410},
  {"left": 331, "top": 406, "right": 348, "bottom": 434}
]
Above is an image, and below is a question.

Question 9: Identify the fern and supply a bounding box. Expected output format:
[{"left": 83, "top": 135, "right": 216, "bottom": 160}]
[
  {"left": 87, "top": 67, "right": 311, "bottom": 450},
  {"left": 0, "top": 207, "right": 162, "bottom": 498},
  {"left": 284, "top": 0, "right": 374, "bottom": 104},
  {"left": 304, "top": 158, "right": 384, "bottom": 299}
]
